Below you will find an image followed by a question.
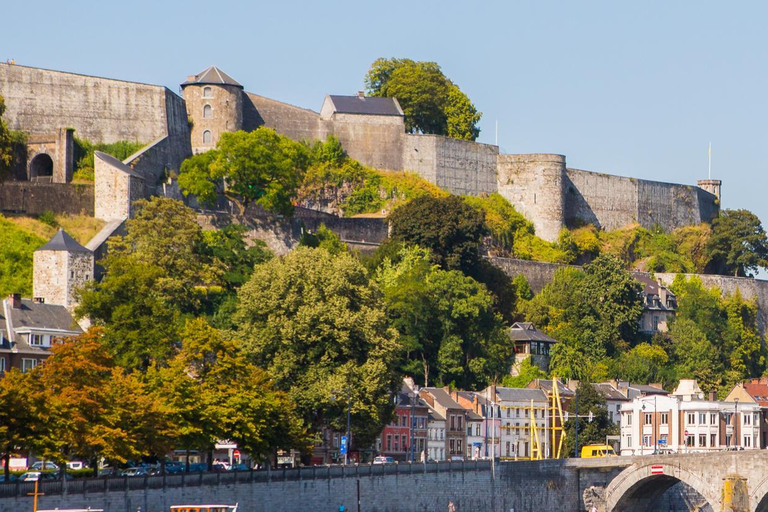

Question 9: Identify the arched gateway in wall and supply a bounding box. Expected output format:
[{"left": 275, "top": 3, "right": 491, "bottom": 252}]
[
  {"left": 29, "top": 153, "right": 54, "bottom": 181},
  {"left": 603, "top": 461, "right": 719, "bottom": 512}
]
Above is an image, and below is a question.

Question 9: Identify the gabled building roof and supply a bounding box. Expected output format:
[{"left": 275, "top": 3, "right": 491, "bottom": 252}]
[
  {"left": 182, "top": 66, "right": 242, "bottom": 88},
  {"left": 743, "top": 379, "right": 768, "bottom": 407},
  {"left": 508, "top": 322, "right": 559, "bottom": 344},
  {"left": 593, "top": 382, "right": 631, "bottom": 401},
  {"left": 421, "top": 387, "right": 464, "bottom": 410},
  {"left": 37, "top": 229, "right": 91, "bottom": 253},
  {"left": 495, "top": 387, "right": 548, "bottom": 403},
  {"left": 527, "top": 379, "right": 575, "bottom": 398},
  {"left": 1, "top": 297, "right": 82, "bottom": 355},
  {"left": 324, "top": 94, "right": 404, "bottom": 116}
]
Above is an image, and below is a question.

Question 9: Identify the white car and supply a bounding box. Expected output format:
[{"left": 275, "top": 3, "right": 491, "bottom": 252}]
[
  {"left": 19, "top": 471, "right": 42, "bottom": 482},
  {"left": 66, "top": 461, "right": 85, "bottom": 470}
]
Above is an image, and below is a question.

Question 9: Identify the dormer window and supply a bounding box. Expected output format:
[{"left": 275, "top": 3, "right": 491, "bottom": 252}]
[
  {"left": 28, "top": 334, "right": 49, "bottom": 347},
  {"left": 202, "top": 86, "right": 213, "bottom": 98},
  {"left": 203, "top": 104, "right": 212, "bottom": 119}
]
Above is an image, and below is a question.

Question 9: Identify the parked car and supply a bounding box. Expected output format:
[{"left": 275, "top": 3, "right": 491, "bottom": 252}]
[
  {"left": 164, "top": 461, "right": 185, "bottom": 474},
  {"left": 0, "top": 474, "right": 17, "bottom": 482},
  {"left": 19, "top": 471, "right": 42, "bottom": 482},
  {"left": 30, "top": 461, "right": 59, "bottom": 471},
  {"left": 449, "top": 456, "right": 465, "bottom": 462},
  {"left": 228, "top": 463, "right": 250, "bottom": 471},
  {"left": 372, "top": 456, "right": 395, "bottom": 465},
  {"left": 98, "top": 467, "right": 118, "bottom": 477},
  {"left": 186, "top": 463, "right": 208, "bottom": 473},
  {"left": 120, "top": 467, "right": 151, "bottom": 477}
]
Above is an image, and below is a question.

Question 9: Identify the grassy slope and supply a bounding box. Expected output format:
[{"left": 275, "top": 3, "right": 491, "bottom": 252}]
[{"left": 0, "top": 214, "right": 105, "bottom": 297}]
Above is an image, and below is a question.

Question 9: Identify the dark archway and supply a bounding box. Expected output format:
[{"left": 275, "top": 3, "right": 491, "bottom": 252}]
[
  {"left": 755, "top": 491, "right": 768, "bottom": 512},
  {"left": 613, "top": 475, "right": 713, "bottom": 512},
  {"left": 29, "top": 153, "right": 54, "bottom": 181}
]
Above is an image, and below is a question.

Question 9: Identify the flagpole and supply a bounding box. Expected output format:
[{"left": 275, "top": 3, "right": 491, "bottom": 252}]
[{"left": 708, "top": 142, "right": 712, "bottom": 180}]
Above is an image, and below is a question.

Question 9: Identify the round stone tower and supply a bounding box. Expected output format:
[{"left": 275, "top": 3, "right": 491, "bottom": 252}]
[
  {"left": 496, "top": 154, "right": 567, "bottom": 242},
  {"left": 181, "top": 66, "right": 243, "bottom": 154}
]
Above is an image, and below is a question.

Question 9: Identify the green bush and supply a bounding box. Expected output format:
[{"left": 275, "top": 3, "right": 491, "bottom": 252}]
[
  {"left": 73, "top": 138, "right": 145, "bottom": 182},
  {"left": 37, "top": 210, "right": 58, "bottom": 228}
]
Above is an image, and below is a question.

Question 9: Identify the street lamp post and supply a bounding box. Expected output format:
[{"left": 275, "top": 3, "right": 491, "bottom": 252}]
[{"left": 734, "top": 398, "right": 739, "bottom": 450}]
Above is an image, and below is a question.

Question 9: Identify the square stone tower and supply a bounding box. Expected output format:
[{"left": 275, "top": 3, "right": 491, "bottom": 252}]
[{"left": 33, "top": 229, "right": 94, "bottom": 310}]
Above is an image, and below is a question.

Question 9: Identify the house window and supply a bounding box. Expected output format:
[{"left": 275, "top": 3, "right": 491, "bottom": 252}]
[
  {"left": 29, "top": 334, "right": 44, "bottom": 346},
  {"left": 699, "top": 434, "right": 706, "bottom": 447},
  {"left": 626, "top": 435, "right": 632, "bottom": 447},
  {"left": 710, "top": 413, "right": 717, "bottom": 425},
  {"left": 744, "top": 414, "right": 752, "bottom": 426},
  {"left": 457, "top": 440, "right": 462, "bottom": 454},
  {"left": 203, "top": 104, "right": 212, "bottom": 118},
  {"left": 203, "top": 130, "right": 212, "bottom": 144},
  {"left": 660, "top": 413, "right": 668, "bottom": 425},
  {"left": 644, "top": 413, "right": 652, "bottom": 425},
  {"left": 711, "top": 434, "right": 717, "bottom": 447},
  {"left": 0, "top": 357, "right": 5, "bottom": 374},
  {"left": 643, "top": 435, "right": 652, "bottom": 447},
  {"left": 386, "top": 435, "right": 391, "bottom": 451},
  {"left": 626, "top": 413, "right": 633, "bottom": 426},
  {"left": 699, "top": 413, "right": 706, "bottom": 424},
  {"left": 457, "top": 415, "right": 463, "bottom": 430},
  {"left": 685, "top": 435, "right": 694, "bottom": 447},
  {"left": 744, "top": 436, "right": 752, "bottom": 448},
  {"left": 21, "top": 358, "right": 37, "bottom": 373},
  {"left": 401, "top": 435, "right": 407, "bottom": 451},
  {"left": 687, "top": 413, "right": 696, "bottom": 425},
  {"left": 203, "top": 86, "right": 213, "bottom": 98},
  {"left": 653, "top": 316, "right": 659, "bottom": 331},
  {"left": 333, "top": 433, "right": 340, "bottom": 448},
  {"left": 394, "top": 436, "right": 399, "bottom": 451},
  {"left": 449, "top": 439, "right": 455, "bottom": 454}
]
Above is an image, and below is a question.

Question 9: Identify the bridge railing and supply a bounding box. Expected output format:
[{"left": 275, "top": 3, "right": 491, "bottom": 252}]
[{"left": 0, "top": 460, "right": 492, "bottom": 499}]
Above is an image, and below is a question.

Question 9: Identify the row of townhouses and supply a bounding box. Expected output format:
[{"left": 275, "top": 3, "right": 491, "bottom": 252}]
[{"left": 374, "top": 377, "right": 768, "bottom": 463}]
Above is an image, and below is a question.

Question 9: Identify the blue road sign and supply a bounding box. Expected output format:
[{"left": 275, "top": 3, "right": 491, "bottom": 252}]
[
  {"left": 657, "top": 439, "right": 667, "bottom": 445},
  {"left": 340, "top": 436, "right": 348, "bottom": 454}
]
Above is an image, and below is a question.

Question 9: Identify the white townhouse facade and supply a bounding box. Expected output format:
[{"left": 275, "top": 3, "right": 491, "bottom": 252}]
[{"left": 620, "top": 379, "right": 761, "bottom": 455}]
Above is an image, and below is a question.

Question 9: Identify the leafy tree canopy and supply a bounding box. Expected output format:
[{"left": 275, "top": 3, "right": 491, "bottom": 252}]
[
  {"left": 563, "top": 381, "right": 618, "bottom": 458},
  {"left": 233, "top": 247, "right": 401, "bottom": 448},
  {"left": 179, "top": 128, "right": 309, "bottom": 215},
  {"left": 707, "top": 209, "right": 768, "bottom": 277},
  {"left": 375, "top": 245, "right": 512, "bottom": 389},
  {"left": 365, "top": 58, "right": 481, "bottom": 141}
]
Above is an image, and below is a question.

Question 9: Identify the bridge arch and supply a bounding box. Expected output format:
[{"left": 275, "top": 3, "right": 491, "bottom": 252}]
[
  {"left": 749, "top": 475, "right": 768, "bottom": 512},
  {"left": 604, "top": 462, "right": 718, "bottom": 512}
]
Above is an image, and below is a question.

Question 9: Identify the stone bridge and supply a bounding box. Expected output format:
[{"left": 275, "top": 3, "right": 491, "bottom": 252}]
[
  {"left": 575, "top": 450, "right": 768, "bottom": 511},
  {"left": 3, "top": 452, "right": 768, "bottom": 512}
]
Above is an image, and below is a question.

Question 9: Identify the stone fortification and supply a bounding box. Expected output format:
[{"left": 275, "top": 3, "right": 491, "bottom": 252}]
[
  {"left": 565, "top": 168, "right": 720, "bottom": 234},
  {"left": 0, "top": 62, "right": 178, "bottom": 144},
  {"left": 0, "top": 182, "right": 93, "bottom": 215}
]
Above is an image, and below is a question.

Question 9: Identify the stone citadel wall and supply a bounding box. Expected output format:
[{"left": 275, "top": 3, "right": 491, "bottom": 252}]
[
  {"left": 0, "top": 63, "right": 179, "bottom": 144},
  {"left": 0, "top": 182, "right": 94, "bottom": 215}
]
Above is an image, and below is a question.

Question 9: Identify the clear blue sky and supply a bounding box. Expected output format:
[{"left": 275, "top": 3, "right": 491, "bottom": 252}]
[{"left": 3, "top": 1, "right": 766, "bottom": 227}]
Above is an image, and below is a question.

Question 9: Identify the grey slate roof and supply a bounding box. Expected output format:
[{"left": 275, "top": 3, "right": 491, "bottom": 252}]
[
  {"left": 1, "top": 298, "right": 82, "bottom": 355},
  {"left": 94, "top": 151, "right": 145, "bottom": 179},
  {"left": 526, "top": 379, "right": 576, "bottom": 398},
  {"left": 327, "top": 95, "right": 403, "bottom": 116},
  {"left": 508, "top": 322, "right": 559, "bottom": 344},
  {"left": 37, "top": 229, "right": 91, "bottom": 253},
  {"left": 495, "top": 387, "right": 548, "bottom": 402},
  {"left": 630, "top": 383, "right": 669, "bottom": 395},
  {"left": 422, "top": 387, "right": 464, "bottom": 410},
  {"left": 182, "top": 66, "right": 243, "bottom": 88},
  {"left": 594, "top": 383, "right": 631, "bottom": 401}
]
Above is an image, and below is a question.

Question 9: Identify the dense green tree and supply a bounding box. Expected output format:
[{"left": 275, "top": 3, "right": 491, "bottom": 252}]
[
  {"left": 707, "top": 209, "right": 768, "bottom": 277},
  {"left": 500, "top": 357, "right": 547, "bottom": 388},
  {"left": 201, "top": 224, "right": 272, "bottom": 291},
  {"left": 389, "top": 194, "right": 487, "bottom": 272},
  {"left": 299, "top": 223, "right": 347, "bottom": 255},
  {"left": 149, "top": 319, "right": 307, "bottom": 466},
  {"left": 376, "top": 246, "right": 512, "bottom": 389},
  {"left": 563, "top": 382, "right": 618, "bottom": 458},
  {"left": 179, "top": 128, "right": 309, "bottom": 215},
  {"left": 365, "top": 58, "right": 481, "bottom": 141},
  {"left": 233, "top": 247, "right": 401, "bottom": 449},
  {"left": 76, "top": 197, "right": 222, "bottom": 369},
  {"left": 611, "top": 343, "right": 669, "bottom": 385}
]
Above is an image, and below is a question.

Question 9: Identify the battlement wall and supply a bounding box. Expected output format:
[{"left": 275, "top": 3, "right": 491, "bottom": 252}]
[
  {"left": 244, "top": 92, "right": 323, "bottom": 141},
  {"left": 0, "top": 63, "right": 174, "bottom": 144},
  {"left": 564, "top": 168, "right": 719, "bottom": 232}
]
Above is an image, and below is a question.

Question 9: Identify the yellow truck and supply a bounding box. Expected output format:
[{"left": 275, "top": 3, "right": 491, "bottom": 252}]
[{"left": 581, "top": 444, "right": 617, "bottom": 458}]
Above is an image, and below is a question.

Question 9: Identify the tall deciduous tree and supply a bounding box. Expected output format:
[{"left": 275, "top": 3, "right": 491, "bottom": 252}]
[
  {"left": 562, "top": 382, "right": 618, "bottom": 458},
  {"left": 376, "top": 246, "right": 512, "bottom": 389},
  {"left": 389, "top": 195, "right": 487, "bottom": 273},
  {"left": 0, "top": 369, "right": 49, "bottom": 479},
  {"left": 365, "top": 58, "right": 481, "bottom": 141},
  {"left": 707, "top": 209, "right": 768, "bottom": 277},
  {"left": 149, "top": 319, "right": 307, "bottom": 466},
  {"left": 179, "top": 128, "right": 309, "bottom": 215},
  {"left": 233, "top": 247, "right": 401, "bottom": 448}
]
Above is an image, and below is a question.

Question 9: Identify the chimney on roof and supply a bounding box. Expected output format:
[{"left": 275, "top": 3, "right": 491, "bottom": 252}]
[
  {"left": 357, "top": 91, "right": 365, "bottom": 99},
  {"left": 709, "top": 391, "right": 716, "bottom": 401},
  {"left": 8, "top": 293, "right": 21, "bottom": 309},
  {"left": 187, "top": 75, "right": 196, "bottom": 82}
]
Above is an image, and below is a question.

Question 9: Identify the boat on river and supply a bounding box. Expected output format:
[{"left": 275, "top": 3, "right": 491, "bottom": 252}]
[{"left": 170, "top": 505, "right": 238, "bottom": 512}]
